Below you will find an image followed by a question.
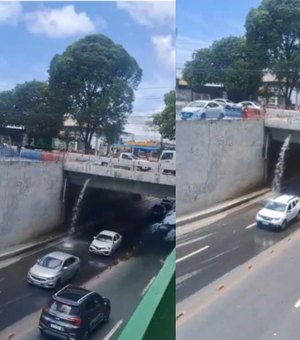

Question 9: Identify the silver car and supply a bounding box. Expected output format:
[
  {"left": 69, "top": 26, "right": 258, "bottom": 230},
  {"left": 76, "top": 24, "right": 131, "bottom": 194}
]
[{"left": 27, "top": 251, "right": 80, "bottom": 289}]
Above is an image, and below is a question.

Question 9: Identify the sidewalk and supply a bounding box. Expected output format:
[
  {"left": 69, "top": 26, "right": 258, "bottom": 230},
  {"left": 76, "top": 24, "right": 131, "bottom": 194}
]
[
  {"left": 0, "top": 231, "right": 66, "bottom": 261},
  {"left": 176, "top": 188, "right": 271, "bottom": 227}
]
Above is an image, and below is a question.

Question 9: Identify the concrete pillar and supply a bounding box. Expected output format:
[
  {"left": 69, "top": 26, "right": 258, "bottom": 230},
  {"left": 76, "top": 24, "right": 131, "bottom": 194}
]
[{"left": 263, "top": 129, "right": 270, "bottom": 184}]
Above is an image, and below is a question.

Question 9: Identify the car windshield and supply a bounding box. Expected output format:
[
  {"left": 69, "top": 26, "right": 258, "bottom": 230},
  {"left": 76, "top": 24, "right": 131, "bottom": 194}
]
[
  {"left": 265, "top": 201, "right": 287, "bottom": 212},
  {"left": 38, "top": 256, "right": 63, "bottom": 269},
  {"left": 49, "top": 301, "right": 80, "bottom": 316},
  {"left": 131, "top": 154, "right": 139, "bottom": 160},
  {"left": 96, "top": 234, "right": 113, "bottom": 242},
  {"left": 188, "top": 102, "right": 206, "bottom": 108}
]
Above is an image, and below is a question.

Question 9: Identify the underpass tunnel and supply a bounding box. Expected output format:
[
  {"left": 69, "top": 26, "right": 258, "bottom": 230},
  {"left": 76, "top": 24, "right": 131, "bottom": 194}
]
[
  {"left": 267, "top": 130, "right": 300, "bottom": 194},
  {"left": 63, "top": 183, "right": 161, "bottom": 245}
]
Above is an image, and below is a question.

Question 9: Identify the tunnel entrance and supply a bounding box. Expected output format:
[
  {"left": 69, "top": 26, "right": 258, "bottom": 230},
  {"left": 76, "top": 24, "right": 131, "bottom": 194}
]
[{"left": 267, "top": 136, "right": 300, "bottom": 192}]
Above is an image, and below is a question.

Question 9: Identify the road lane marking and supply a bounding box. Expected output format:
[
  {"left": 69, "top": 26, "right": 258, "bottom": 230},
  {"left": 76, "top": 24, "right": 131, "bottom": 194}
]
[
  {"left": 176, "top": 245, "right": 210, "bottom": 264},
  {"left": 294, "top": 299, "right": 300, "bottom": 308},
  {"left": 103, "top": 319, "right": 123, "bottom": 340},
  {"left": 245, "top": 223, "right": 256, "bottom": 229},
  {"left": 177, "top": 233, "right": 214, "bottom": 248},
  {"left": 0, "top": 292, "right": 32, "bottom": 309},
  {"left": 142, "top": 276, "right": 156, "bottom": 296}
]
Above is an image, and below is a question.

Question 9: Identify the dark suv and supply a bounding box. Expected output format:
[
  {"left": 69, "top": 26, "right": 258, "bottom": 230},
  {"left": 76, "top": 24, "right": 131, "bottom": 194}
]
[{"left": 39, "top": 285, "right": 111, "bottom": 340}]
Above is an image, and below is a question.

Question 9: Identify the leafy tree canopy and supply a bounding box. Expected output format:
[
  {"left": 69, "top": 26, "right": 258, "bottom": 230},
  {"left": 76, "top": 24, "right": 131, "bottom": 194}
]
[
  {"left": 183, "top": 36, "right": 263, "bottom": 102},
  {"left": 48, "top": 34, "right": 142, "bottom": 152},
  {"left": 245, "top": 0, "right": 300, "bottom": 105}
]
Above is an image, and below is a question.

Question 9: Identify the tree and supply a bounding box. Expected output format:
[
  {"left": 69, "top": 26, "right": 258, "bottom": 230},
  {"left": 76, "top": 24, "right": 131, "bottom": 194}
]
[
  {"left": 245, "top": 0, "right": 300, "bottom": 106},
  {"left": 12, "top": 81, "right": 63, "bottom": 143},
  {"left": 48, "top": 34, "right": 142, "bottom": 153},
  {"left": 183, "top": 36, "right": 263, "bottom": 101},
  {"left": 0, "top": 90, "right": 15, "bottom": 128},
  {"left": 153, "top": 90, "right": 175, "bottom": 141}
]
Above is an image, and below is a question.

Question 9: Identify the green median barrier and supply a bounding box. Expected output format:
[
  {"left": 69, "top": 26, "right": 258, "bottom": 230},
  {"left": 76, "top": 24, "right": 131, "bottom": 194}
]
[{"left": 118, "top": 248, "right": 175, "bottom": 340}]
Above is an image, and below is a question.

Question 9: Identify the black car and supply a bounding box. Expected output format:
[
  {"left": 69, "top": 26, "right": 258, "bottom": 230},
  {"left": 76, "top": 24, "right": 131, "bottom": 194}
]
[
  {"left": 39, "top": 285, "right": 111, "bottom": 340},
  {"left": 160, "top": 199, "right": 175, "bottom": 211},
  {"left": 151, "top": 204, "right": 167, "bottom": 219}
]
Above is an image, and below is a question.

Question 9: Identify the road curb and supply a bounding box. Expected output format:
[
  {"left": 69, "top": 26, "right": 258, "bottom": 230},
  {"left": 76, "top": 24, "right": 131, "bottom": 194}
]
[
  {"left": 0, "top": 233, "right": 67, "bottom": 261},
  {"left": 176, "top": 188, "right": 271, "bottom": 227}
]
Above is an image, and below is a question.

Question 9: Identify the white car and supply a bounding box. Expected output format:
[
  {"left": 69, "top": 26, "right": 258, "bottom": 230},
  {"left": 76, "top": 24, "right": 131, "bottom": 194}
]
[
  {"left": 164, "top": 228, "right": 175, "bottom": 242},
  {"left": 256, "top": 195, "right": 300, "bottom": 230},
  {"left": 89, "top": 230, "right": 122, "bottom": 256},
  {"left": 213, "top": 98, "right": 235, "bottom": 108},
  {"left": 152, "top": 209, "right": 176, "bottom": 234},
  {"left": 180, "top": 100, "right": 225, "bottom": 120},
  {"left": 237, "top": 101, "right": 261, "bottom": 110}
]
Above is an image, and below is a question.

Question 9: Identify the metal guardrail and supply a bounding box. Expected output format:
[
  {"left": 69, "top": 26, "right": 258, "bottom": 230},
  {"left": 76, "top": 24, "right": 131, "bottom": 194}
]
[{"left": 118, "top": 249, "right": 175, "bottom": 340}]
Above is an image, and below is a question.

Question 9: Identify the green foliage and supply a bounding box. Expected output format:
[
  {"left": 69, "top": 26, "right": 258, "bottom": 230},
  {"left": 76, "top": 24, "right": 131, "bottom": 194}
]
[
  {"left": 183, "top": 36, "right": 262, "bottom": 101},
  {"left": 13, "top": 81, "right": 63, "bottom": 140},
  {"left": 0, "top": 81, "right": 63, "bottom": 140},
  {"left": 48, "top": 34, "right": 142, "bottom": 152},
  {"left": 153, "top": 90, "right": 175, "bottom": 141},
  {"left": 245, "top": 0, "right": 300, "bottom": 105},
  {"left": 0, "top": 90, "right": 15, "bottom": 128}
]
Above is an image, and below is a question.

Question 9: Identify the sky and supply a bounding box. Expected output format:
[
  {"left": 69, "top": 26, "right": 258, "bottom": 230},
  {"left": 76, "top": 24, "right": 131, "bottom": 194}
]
[
  {"left": 0, "top": 1, "right": 175, "bottom": 117},
  {"left": 177, "top": 0, "right": 262, "bottom": 76}
]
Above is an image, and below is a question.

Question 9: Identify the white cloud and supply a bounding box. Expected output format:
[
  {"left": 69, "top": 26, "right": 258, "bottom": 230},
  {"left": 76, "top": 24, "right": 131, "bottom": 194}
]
[
  {"left": 0, "top": 2, "right": 22, "bottom": 25},
  {"left": 24, "top": 5, "right": 96, "bottom": 38},
  {"left": 152, "top": 35, "right": 175, "bottom": 72},
  {"left": 116, "top": 1, "right": 175, "bottom": 28}
]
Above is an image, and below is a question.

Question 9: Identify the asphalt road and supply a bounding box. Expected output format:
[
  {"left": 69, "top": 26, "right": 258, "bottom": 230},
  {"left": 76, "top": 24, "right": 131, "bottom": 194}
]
[
  {"left": 177, "top": 217, "right": 300, "bottom": 340},
  {"left": 0, "top": 196, "right": 172, "bottom": 339},
  {"left": 176, "top": 187, "right": 300, "bottom": 303}
]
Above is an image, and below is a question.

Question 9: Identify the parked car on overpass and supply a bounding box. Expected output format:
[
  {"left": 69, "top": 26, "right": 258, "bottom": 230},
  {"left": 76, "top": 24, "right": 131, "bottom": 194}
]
[
  {"left": 180, "top": 100, "right": 225, "bottom": 120},
  {"left": 213, "top": 98, "right": 236, "bottom": 108}
]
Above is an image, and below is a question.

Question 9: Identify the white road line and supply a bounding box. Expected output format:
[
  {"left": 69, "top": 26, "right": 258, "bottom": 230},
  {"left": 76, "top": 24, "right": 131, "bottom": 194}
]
[
  {"left": 142, "top": 276, "right": 156, "bottom": 296},
  {"left": 245, "top": 222, "right": 256, "bottom": 229},
  {"left": 103, "top": 319, "right": 124, "bottom": 340},
  {"left": 176, "top": 245, "right": 210, "bottom": 264},
  {"left": 177, "top": 233, "right": 214, "bottom": 248},
  {"left": 0, "top": 292, "right": 32, "bottom": 309},
  {"left": 294, "top": 299, "right": 300, "bottom": 308}
]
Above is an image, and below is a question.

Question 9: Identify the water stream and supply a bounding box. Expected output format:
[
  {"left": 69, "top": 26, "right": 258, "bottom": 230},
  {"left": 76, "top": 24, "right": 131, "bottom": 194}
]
[
  {"left": 68, "top": 178, "right": 91, "bottom": 235},
  {"left": 272, "top": 135, "right": 291, "bottom": 194}
]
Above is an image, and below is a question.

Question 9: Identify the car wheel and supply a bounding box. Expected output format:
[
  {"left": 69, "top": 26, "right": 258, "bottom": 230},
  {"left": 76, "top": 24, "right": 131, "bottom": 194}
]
[
  {"left": 281, "top": 220, "right": 287, "bottom": 231},
  {"left": 200, "top": 113, "right": 206, "bottom": 120},
  {"left": 103, "top": 309, "right": 110, "bottom": 323}
]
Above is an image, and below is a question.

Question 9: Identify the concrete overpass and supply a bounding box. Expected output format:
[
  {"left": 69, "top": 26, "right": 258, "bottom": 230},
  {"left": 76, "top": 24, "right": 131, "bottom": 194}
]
[{"left": 63, "top": 154, "right": 176, "bottom": 198}]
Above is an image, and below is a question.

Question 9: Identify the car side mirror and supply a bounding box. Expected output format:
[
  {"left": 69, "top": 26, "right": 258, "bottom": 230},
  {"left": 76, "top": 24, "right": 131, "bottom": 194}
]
[
  {"left": 93, "top": 236, "right": 96, "bottom": 239},
  {"left": 63, "top": 266, "right": 68, "bottom": 270}
]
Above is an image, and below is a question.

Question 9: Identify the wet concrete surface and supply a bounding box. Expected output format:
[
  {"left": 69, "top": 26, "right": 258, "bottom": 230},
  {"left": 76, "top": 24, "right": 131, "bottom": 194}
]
[
  {"left": 176, "top": 182, "right": 300, "bottom": 303},
  {"left": 0, "top": 196, "right": 173, "bottom": 335}
]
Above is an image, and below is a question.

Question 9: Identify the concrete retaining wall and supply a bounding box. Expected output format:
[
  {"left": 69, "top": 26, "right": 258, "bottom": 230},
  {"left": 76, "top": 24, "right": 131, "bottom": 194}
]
[
  {"left": 177, "top": 119, "right": 265, "bottom": 216},
  {"left": 0, "top": 160, "right": 63, "bottom": 250}
]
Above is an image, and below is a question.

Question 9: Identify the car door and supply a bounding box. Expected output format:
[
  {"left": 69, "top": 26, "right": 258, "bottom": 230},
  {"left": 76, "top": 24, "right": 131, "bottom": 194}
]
[
  {"left": 66, "top": 257, "right": 78, "bottom": 278},
  {"left": 62, "top": 258, "right": 72, "bottom": 282},
  {"left": 114, "top": 234, "right": 122, "bottom": 251},
  {"left": 93, "top": 294, "right": 106, "bottom": 326},
  {"left": 291, "top": 200, "right": 298, "bottom": 219},
  {"left": 205, "top": 103, "right": 214, "bottom": 118},
  {"left": 286, "top": 203, "right": 294, "bottom": 222},
  {"left": 84, "top": 296, "right": 98, "bottom": 331}
]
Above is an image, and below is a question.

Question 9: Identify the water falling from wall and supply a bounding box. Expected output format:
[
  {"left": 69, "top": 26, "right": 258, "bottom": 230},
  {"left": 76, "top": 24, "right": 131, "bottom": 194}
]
[
  {"left": 68, "top": 178, "right": 91, "bottom": 235},
  {"left": 272, "top": 134, "right": 291, "bottom": 194}
]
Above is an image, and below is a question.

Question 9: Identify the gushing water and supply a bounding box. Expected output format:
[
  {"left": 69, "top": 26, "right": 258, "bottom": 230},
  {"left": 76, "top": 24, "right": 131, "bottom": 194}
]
[
  {"left": 272, "top": 135, "right": 291, "bottom": 194},
  {"left": 68, "top": 178, "right": 91, "bottom": 235}
]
